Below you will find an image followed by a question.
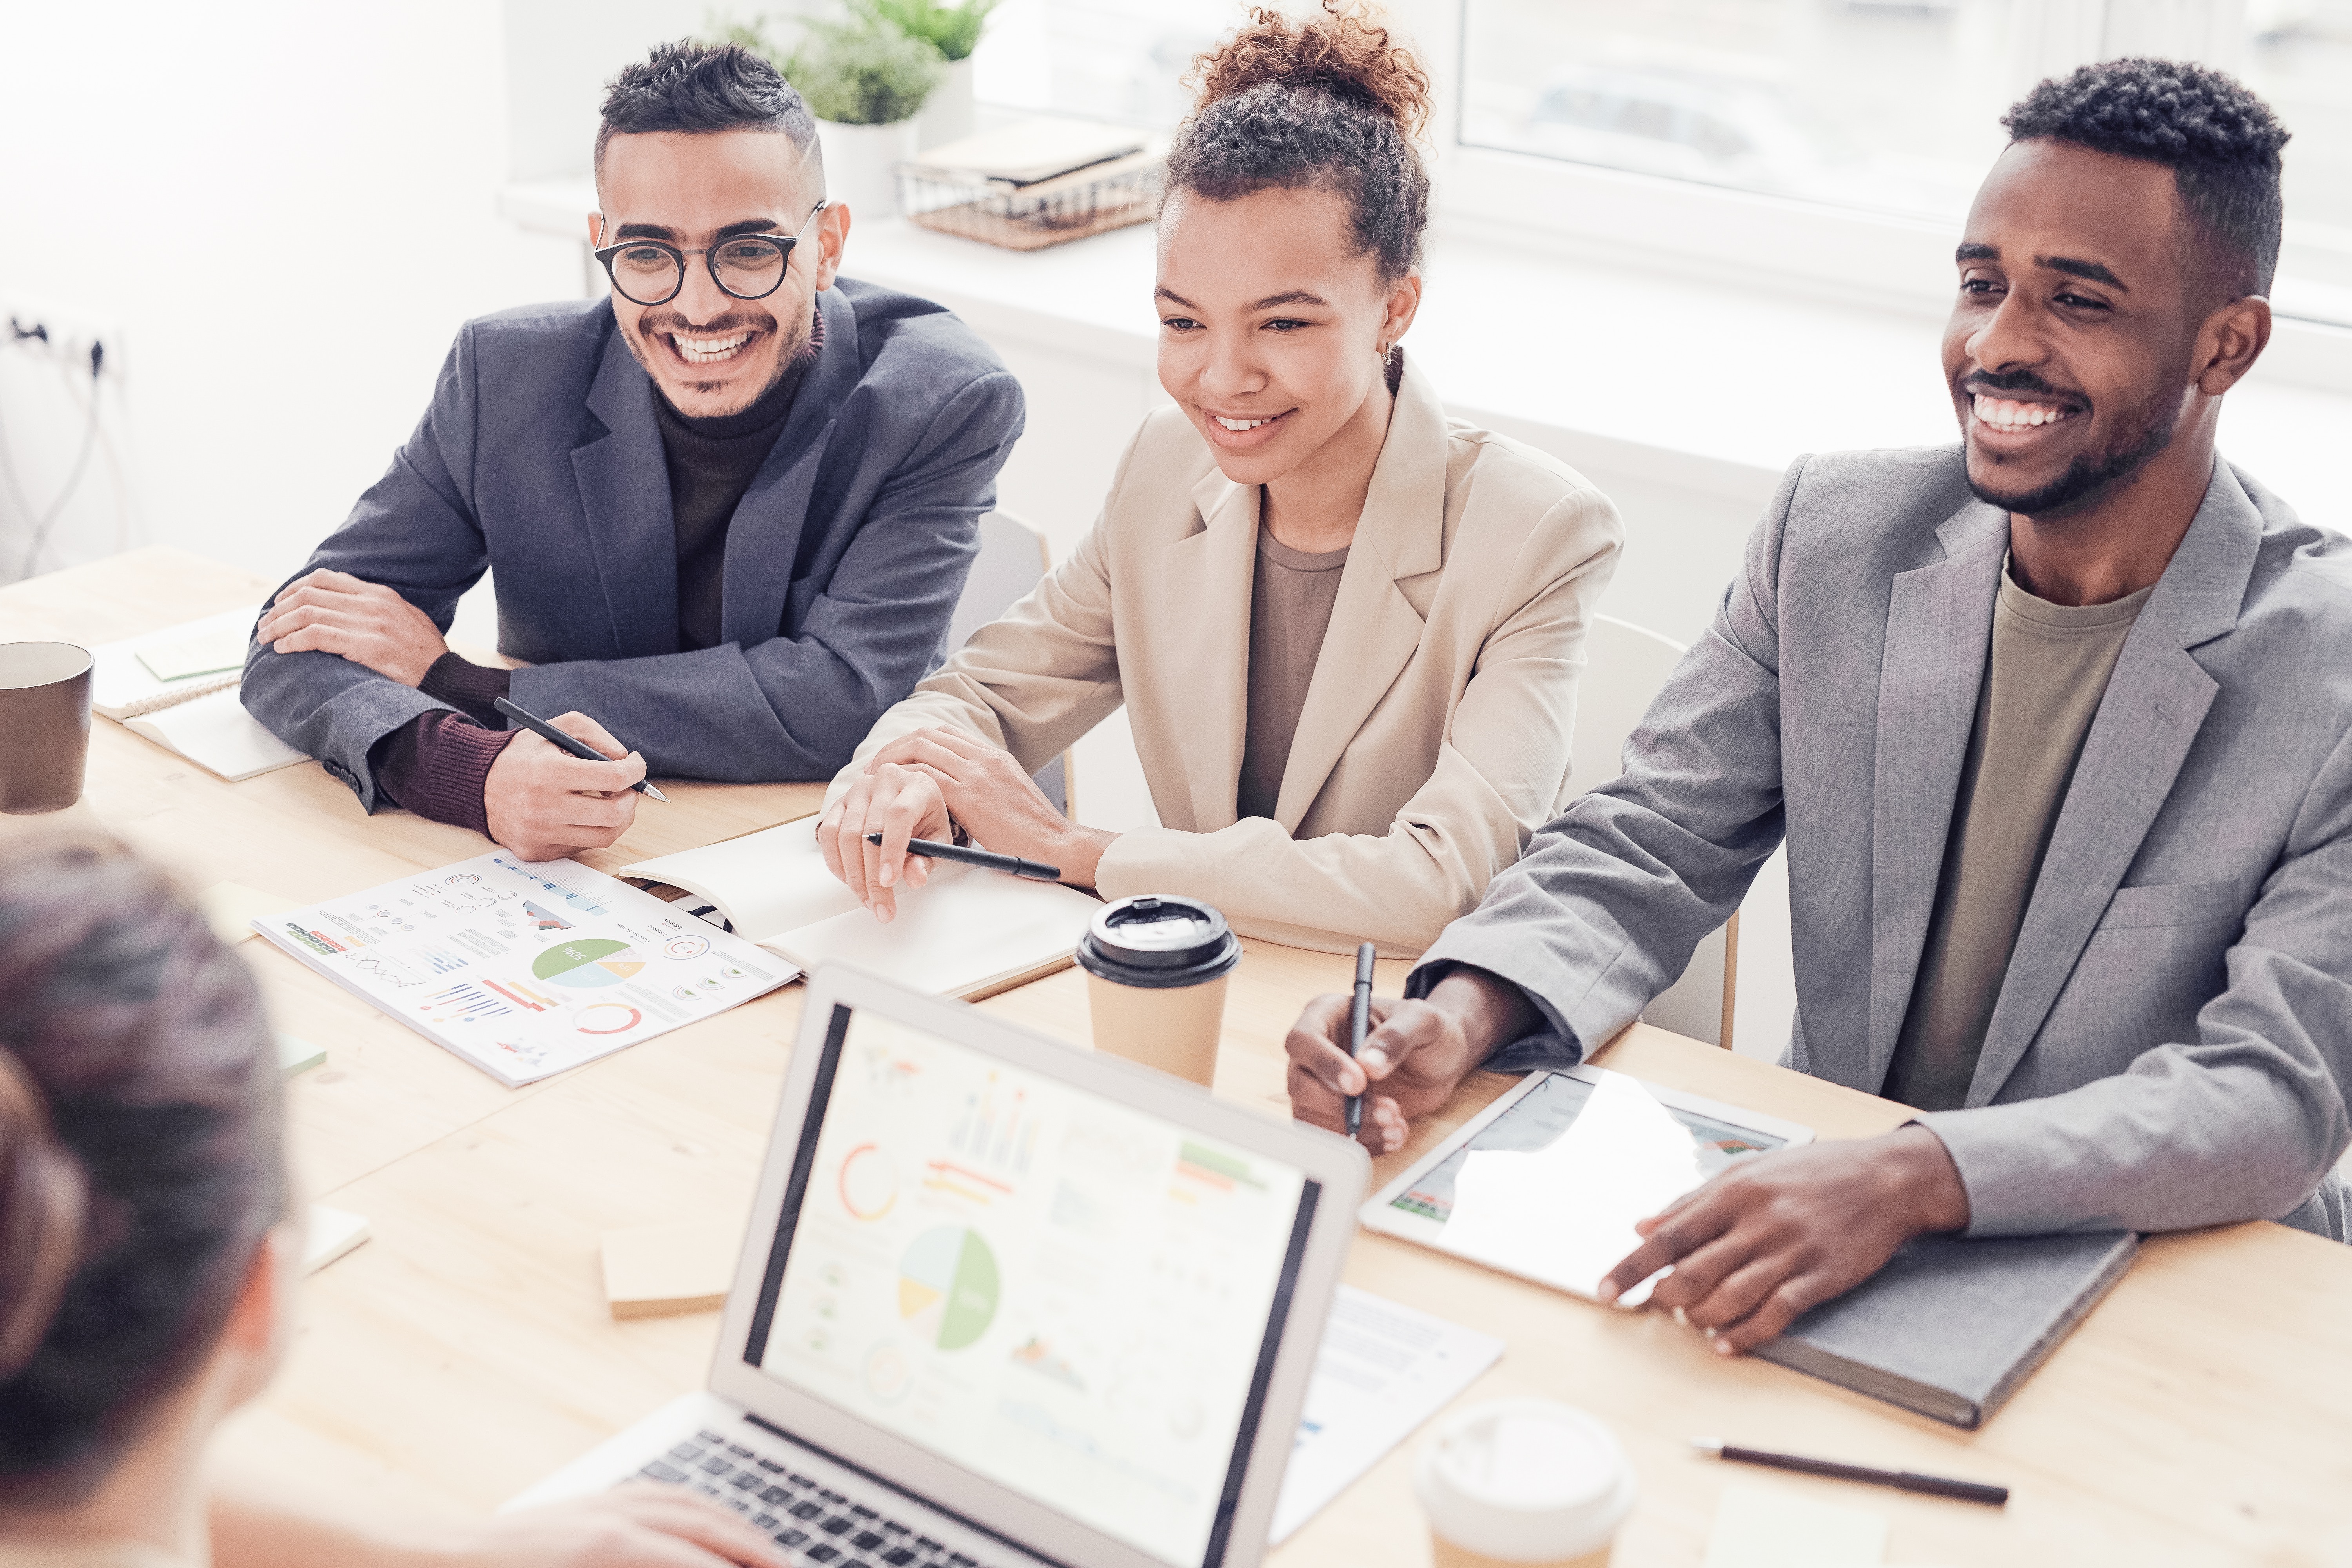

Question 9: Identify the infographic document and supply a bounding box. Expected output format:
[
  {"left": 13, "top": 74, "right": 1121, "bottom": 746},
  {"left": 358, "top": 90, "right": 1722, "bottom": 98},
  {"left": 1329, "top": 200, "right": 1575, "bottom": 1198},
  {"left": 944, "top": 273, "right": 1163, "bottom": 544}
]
[
  {"left": 253, "top": 852, "right": 790, "bottom": 1085},
  {"left": 764, "top": 1011, "right": 1308, "bottom": 1567}
]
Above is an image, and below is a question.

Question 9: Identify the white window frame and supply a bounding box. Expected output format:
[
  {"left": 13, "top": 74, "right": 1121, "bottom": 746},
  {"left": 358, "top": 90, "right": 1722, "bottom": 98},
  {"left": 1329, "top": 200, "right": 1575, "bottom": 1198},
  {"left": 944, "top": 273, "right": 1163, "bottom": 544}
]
[{"left": 1387, "top": 0, "right": 2352, "bottom": 392}]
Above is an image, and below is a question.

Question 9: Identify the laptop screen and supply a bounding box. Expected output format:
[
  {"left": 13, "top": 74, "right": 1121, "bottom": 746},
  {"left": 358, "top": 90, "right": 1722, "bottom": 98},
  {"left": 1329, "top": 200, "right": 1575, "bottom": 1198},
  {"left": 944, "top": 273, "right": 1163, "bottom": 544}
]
[{"left": 743, "top": 1004, "right": 1321, "bottom": 1568}]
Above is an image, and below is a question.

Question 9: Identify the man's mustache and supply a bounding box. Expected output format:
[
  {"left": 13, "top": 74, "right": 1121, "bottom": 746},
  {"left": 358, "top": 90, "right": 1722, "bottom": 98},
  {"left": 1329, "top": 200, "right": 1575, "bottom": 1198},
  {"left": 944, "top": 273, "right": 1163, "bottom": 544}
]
[
  {"left": 1960, "top": 368, "right": 2085, "bottom": 405},
  {"left": 636, "top": 310, "right": 774, "bottom": 337}
]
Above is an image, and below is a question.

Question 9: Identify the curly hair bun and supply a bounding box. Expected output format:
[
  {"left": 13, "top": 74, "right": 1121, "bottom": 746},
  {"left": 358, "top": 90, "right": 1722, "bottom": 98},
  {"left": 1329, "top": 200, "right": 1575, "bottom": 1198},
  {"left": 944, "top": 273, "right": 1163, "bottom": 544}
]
[
  {"left": 1167, "top": 2, "right": 1434, "bottom": 280},
  {"left": 1192, "top": 2, "right": 1433, "bottom": 141}
]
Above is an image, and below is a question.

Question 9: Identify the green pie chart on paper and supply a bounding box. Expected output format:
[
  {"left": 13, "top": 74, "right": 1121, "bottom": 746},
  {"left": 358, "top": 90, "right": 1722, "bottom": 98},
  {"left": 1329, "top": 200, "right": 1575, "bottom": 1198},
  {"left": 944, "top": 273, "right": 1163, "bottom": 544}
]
[
  {"left": 896, "top": 1225, "right": 999, "bottom": 1351},
  {"left": 532, "top": 937, "right": 644, "bottom": 989}
]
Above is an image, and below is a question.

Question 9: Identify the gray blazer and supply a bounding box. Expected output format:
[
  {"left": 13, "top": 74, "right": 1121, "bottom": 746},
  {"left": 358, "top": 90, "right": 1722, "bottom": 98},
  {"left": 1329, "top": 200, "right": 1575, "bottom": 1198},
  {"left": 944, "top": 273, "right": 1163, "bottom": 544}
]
[
  {"left": 1416, "top": 448, "right": 2352, "bottom": 1241},
  {"left": 241, "top": 279, "right": 1024, "bottom": 807}
]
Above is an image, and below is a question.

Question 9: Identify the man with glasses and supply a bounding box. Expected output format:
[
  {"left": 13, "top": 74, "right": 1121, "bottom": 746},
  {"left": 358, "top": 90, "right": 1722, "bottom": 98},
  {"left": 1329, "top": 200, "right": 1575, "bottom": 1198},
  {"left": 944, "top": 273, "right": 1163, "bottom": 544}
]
[{"left": 241, "top": 40, "right": 1024, "bottom": 860}]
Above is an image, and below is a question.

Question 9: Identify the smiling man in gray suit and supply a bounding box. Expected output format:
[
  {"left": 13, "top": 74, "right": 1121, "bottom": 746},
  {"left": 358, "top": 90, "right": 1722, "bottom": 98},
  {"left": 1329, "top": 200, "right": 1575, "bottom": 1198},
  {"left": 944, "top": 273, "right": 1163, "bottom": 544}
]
[
  {"left": 241, "top": 42, "right": 1022, "bottom": 860},
  {"left": 1289, "top": 60, "right": 2351, "bottom": 1349}
]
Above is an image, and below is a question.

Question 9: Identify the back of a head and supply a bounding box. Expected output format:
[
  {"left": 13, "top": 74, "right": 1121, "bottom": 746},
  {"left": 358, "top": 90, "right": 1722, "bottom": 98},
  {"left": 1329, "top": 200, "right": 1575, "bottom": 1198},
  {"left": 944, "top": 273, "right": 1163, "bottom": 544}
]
[
  {"left": 2002, "top": 58, "right": 2289, "bottom": 305},
  {"left": 1165, "top": 1, "right": 1434, "bottom": 281},
  {"left": 597, "top": 39, "right": 820, "bottom": 181},
  {"left": 0, "top": 838, "right": 281, "bottom": 1507}
]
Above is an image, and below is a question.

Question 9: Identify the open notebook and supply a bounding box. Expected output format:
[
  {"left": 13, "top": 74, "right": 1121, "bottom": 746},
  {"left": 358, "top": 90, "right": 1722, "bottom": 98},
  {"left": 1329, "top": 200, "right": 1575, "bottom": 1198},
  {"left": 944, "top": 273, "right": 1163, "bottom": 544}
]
[
  {"left": 91, "top": 607, "right": 307, "bottom": 782},
  {"left": 620, "top": 818, "right": 1100, "bottom": 1001}
]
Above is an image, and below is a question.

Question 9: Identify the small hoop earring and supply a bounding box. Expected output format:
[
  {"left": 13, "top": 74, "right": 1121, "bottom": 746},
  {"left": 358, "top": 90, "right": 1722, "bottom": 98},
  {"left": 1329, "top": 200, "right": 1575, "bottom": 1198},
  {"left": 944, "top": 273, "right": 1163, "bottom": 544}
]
[{"left": 1375, "top": 341, "right": 1390, "bottom": 359}]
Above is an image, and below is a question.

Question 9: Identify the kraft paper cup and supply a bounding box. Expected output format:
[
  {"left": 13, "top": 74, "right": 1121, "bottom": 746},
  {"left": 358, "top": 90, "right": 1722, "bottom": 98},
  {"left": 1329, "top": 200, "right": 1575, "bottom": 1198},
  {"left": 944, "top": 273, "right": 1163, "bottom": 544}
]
[
  {"left": 1074, "top": 895, "right": 1242, "bottom": 1087},
  {"left": 1415, "top": 1399, "right": 1637, "bottom": 1568},
  {"left": 0, "top": 641, "right": 94, "bottom": 814}
]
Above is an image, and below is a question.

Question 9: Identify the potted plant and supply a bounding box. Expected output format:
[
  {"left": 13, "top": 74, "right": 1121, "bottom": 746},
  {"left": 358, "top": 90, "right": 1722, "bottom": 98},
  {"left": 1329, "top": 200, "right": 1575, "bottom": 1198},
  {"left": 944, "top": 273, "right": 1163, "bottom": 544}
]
[
  {"left": 868, "top": 0, "right": 999, "bottom": 148},
  {"left": 715, "top": 12, "right": 942, "bottom": 219}
]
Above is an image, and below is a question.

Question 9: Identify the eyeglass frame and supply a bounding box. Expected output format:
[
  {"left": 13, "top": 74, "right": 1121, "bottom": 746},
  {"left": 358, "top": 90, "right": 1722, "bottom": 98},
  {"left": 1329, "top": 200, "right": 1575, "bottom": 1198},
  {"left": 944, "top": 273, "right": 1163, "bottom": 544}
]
[{"left": 590, "top": 199, "right": 831, "bottom": 307}]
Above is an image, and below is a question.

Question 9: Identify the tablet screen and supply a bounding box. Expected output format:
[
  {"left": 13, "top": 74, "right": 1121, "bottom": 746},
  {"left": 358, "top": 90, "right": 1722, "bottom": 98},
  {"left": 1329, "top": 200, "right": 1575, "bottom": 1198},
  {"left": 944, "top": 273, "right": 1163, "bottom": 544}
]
[{"left": 1387, "top": 1070, "right": 1786, "bottom": 1223}]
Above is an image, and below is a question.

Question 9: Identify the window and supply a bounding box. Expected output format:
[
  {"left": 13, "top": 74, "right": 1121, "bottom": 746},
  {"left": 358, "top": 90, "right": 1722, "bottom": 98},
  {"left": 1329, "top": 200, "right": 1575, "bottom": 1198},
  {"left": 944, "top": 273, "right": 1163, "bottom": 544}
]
[
  {"left": 1460, "top": 0, "right": 2352, "bottom": 324},
  {"left": 969, "top": 0, "right": 2352, "bottom": 331},
  {"left": 972, "top": 0, "right": 1237, "bottom": 128}
]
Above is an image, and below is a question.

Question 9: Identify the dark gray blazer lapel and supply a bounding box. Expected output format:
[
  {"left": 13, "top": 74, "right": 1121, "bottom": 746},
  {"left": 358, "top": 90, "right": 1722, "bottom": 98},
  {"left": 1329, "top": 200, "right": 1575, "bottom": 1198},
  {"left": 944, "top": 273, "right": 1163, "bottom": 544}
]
[
  {"left": 722, "top": 287, "right": 860, "bottom": 647},
  {"left": 573, "top": 328, "right": 679, "bottom": 655},
  {"left": 1965, "top": 463, "right": 2258, "bottom": 1104},
  {"left": 1865, "top": 500, "right": 2005, "bottom": 1088}
]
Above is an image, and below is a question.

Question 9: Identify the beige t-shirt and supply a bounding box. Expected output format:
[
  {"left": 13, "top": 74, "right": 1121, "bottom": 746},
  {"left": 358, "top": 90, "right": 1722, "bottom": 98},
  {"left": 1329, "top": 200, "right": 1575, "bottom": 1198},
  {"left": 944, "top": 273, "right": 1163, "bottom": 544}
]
[
  {"left": 1882, "top": 564, "right": 2156, "bottom": 1111},
  {"left": 1236, "top": 524, "right": 1351, "bottom": 823}
]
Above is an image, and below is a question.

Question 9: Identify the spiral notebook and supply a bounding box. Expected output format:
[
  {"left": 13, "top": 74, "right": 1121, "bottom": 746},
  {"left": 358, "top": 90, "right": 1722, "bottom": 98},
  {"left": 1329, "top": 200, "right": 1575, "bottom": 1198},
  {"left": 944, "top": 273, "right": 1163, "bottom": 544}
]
[
  {"left": 91, "top": 608, "right": 308, "bottom": 781},
  {"left": 619, "top": 818, "right": 1099, "bottom": 1002}
]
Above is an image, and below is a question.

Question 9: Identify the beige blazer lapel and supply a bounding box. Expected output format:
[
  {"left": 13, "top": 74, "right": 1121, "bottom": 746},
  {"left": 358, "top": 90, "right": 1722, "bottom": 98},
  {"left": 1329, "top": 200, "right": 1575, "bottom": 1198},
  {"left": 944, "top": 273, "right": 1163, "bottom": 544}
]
[
  {"left": 1273, "top": 358, "right": 1449, "bottom": 828},
  {"left": 1160, "top": 466, "right": 1260, "bottom": 833},
  {"left": 1964, "top": 461, "right": 2257, "bottom": 1105}
]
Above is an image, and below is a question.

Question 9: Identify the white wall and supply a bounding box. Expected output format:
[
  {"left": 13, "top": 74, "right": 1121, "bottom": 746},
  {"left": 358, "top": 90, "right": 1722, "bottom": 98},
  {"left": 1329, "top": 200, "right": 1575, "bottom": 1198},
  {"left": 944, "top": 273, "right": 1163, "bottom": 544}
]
[{"left": 0, "top": 2, "right": 589, "bottom": 592}]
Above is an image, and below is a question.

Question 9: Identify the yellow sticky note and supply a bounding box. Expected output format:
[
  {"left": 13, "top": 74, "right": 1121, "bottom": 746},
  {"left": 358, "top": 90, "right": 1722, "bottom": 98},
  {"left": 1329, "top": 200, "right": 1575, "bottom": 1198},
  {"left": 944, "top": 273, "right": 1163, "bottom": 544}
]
[
  {"left": 1702, "top": 1481, "right": 1887, "bottom": 1568},
  {"left": 199, "top": 880, "right": 290, "bottom": 946},
  {"left": 602, "top": 1220, "right": 741, "bottom": 1319}
]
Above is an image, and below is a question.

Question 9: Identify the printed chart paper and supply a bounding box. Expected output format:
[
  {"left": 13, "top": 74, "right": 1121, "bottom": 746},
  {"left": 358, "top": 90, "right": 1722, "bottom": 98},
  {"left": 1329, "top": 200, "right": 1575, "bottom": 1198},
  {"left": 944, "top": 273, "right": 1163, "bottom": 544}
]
[
  {"left": 254, "top": 853, "right": 793, "bottom": 1085},
  {"left": 1270, "top": 1286, "right": 1505, "bottom": 1543}
]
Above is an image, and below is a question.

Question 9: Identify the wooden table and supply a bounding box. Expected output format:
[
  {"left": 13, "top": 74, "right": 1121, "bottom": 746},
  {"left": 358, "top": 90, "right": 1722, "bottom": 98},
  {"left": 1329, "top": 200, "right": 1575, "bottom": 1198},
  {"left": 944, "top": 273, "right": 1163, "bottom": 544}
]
[{"left": 8, "top": 550, "right": 2351, "bottom": 1566}]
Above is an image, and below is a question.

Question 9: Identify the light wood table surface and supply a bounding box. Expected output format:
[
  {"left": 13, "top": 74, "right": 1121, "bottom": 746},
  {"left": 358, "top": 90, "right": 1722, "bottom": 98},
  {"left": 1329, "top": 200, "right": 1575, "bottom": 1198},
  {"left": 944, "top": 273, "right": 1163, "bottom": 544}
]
[{"left": 7, "top": 550, "right": 2351, "bottom": 1566}]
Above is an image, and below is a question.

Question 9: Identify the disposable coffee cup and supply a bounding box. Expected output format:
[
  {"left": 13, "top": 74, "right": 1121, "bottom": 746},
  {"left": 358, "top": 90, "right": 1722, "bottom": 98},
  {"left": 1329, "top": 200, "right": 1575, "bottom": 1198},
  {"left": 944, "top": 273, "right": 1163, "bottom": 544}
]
[
  {"left": 1074, "top": 894, "right": 1242, "bottom": 1087},
  {"left": 1415, "top": 1399, "right": 1637, "bottom": 1568},
  {"left": 0, "top": 641, "right": 94, "bottom": 815}
]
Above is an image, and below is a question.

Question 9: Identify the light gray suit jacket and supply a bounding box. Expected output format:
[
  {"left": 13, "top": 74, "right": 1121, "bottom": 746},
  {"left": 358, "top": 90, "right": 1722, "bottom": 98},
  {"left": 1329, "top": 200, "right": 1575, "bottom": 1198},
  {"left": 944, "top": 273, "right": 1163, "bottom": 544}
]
[{"left": 1415, "top": 447, "right": 2352, "bottom": 1241}]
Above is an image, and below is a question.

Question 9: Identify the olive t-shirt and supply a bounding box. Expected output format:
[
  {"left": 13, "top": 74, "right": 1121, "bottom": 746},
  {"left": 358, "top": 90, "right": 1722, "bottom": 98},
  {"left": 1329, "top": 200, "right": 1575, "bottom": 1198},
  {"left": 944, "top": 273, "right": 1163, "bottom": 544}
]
[
  {"left": 1236, "top": 524, "right": 1350, "bottom": 823},
  {"left": 1882, "top": 563, "right": 2156, "bottom": 1111}
]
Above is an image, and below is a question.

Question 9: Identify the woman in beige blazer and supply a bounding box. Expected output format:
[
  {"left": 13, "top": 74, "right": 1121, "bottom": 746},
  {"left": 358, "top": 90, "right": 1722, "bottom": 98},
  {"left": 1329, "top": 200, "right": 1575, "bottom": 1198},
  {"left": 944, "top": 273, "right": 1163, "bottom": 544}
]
[{"left": 820, "top": 4, "right": 1622, "bottom": 953}]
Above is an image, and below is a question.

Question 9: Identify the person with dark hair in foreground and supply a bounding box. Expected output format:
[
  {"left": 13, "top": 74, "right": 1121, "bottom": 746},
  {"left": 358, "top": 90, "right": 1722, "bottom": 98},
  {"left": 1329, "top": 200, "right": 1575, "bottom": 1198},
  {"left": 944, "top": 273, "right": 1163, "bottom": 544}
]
[
  {"left": 1288, "top": 58, "right": 2352, "bottom": 1347},
  {"left": 0, "top": 836, "right": 782, "bottom": 1566},
  {"left": 818, "top": 2, "right": 1621, "bottom": 952},
  {"left": 241, "top": 40, "right": 1023, "bottom": 862}
]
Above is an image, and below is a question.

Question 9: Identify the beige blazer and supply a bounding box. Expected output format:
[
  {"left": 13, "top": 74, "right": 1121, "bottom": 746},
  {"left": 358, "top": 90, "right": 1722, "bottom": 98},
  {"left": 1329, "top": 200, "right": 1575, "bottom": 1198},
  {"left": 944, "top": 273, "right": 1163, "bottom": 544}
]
[{"left": 831, "top": 355, "right": 1623, "bottom": 952}]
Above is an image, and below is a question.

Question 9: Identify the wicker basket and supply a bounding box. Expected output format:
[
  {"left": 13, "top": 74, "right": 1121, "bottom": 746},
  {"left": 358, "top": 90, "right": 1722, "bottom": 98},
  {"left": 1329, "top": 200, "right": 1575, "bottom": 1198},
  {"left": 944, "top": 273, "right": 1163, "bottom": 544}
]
[{"left": 897, "top": 150, "right": 1161, "bottom": 251}]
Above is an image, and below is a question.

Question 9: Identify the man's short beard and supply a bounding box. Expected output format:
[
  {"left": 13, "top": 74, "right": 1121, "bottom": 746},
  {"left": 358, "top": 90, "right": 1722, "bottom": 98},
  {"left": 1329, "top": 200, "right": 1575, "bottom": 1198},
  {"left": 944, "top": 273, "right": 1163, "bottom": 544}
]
[
  {"left": 623, "top": 297, "right": 811, "bottom": 414},
  {"left": 1965, "top": 381, "right": 2183, "bottom": 519}
]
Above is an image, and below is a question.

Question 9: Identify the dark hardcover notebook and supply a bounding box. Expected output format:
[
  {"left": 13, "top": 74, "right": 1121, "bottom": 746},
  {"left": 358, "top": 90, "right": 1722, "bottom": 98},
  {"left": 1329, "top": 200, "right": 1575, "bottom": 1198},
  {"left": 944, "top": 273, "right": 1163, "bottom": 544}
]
[{"left": 1753, "top": 1231, "right": 2139, "bottom": 1428}]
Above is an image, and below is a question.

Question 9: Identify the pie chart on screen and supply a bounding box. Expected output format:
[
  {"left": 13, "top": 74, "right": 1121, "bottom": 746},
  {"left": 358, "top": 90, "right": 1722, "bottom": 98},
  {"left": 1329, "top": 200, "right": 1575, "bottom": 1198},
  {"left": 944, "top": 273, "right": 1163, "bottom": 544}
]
[
  {"left": 532, "top": 938, "right": 644, "bottom": 988},
  {"left": 898, "top": 1226, "right": 998, "bottom": 1351}
]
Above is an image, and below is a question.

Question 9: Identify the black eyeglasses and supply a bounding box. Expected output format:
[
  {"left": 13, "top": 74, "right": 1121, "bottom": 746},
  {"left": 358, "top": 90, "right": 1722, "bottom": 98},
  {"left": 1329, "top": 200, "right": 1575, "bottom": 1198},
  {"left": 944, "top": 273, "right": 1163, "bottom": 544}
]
[{"left": 592, "top": 201, "right": 828, "bottom": 307}]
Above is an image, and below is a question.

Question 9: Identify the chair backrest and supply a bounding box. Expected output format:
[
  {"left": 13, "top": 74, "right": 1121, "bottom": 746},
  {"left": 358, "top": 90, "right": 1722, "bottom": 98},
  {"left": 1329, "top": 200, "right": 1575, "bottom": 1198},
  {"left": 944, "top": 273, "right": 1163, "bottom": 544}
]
[
  {"left": 1569, "top": 613, "right": 1689, "bottom": 796},
  {"left": 948, "top": 511, "right": 1053, "bottom": 653},
  {"left": 1568, "top": 614, "right": 1738, "bottom": 1048},
  {"left": 944, "top": 512, "right": 1069, "bottom": 816}
]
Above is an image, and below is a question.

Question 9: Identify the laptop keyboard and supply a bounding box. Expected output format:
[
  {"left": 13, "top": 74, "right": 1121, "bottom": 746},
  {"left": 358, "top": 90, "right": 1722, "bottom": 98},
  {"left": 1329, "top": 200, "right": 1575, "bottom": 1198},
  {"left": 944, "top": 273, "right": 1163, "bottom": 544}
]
[{"left": 638, "top": 1429, "right": 999, "bottom": 1568}]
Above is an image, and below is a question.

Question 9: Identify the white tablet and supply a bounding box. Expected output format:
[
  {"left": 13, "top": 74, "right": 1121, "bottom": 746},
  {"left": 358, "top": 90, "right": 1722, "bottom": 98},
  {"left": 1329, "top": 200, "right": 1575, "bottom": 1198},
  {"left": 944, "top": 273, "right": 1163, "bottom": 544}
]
[{"left": 1359, "top": 1065, "right": 1815, "bottom": 1304}]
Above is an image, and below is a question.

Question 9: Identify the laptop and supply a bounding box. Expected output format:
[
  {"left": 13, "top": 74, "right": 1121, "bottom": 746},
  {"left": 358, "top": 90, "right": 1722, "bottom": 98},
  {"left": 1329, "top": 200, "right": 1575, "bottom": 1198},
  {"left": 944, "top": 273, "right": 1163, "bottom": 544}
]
[{"left": 508, "top": 964, "right": 1370, "bottom": 1568}]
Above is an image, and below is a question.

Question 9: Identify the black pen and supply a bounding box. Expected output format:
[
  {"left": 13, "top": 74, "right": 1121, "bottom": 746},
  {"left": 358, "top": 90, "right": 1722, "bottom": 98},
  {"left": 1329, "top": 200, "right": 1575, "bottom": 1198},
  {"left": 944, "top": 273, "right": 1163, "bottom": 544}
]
[
  {"left": 1691, "top": 1439, "right": 2009, "bottom": 1506},
  {"left": 492, "top": 697, "right": 669, "bottom": 801},
  {"left": 1347, "top": 941, "right": 1375, "bottom": 1138},
  {"left": 864, "top": 833, "right": 1060, "bottom": 882}
]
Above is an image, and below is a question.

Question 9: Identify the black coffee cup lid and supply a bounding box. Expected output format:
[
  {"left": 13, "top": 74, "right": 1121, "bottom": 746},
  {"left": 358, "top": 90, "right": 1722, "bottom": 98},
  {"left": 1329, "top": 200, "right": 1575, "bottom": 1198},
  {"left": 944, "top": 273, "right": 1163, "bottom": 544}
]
[{"left": 1076, "top": 895, "right": 1241, "bottom": 990}]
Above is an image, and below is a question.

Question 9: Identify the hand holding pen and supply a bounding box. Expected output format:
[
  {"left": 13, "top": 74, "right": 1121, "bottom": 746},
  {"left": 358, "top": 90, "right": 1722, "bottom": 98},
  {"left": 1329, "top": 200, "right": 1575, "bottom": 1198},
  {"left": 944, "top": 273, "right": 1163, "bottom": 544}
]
[{"left": 480, "top": 699, "right": 660, "bottom": 863}]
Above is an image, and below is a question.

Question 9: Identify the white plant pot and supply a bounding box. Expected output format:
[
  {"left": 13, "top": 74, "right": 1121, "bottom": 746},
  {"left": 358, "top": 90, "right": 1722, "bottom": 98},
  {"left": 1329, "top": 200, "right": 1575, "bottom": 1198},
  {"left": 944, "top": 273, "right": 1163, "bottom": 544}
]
[
  {"left": 917, "top": 57, "right": 976, "bottom": 151},
  {"left": 816, "top": 116, "right": 920, "bottom": 221}
]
